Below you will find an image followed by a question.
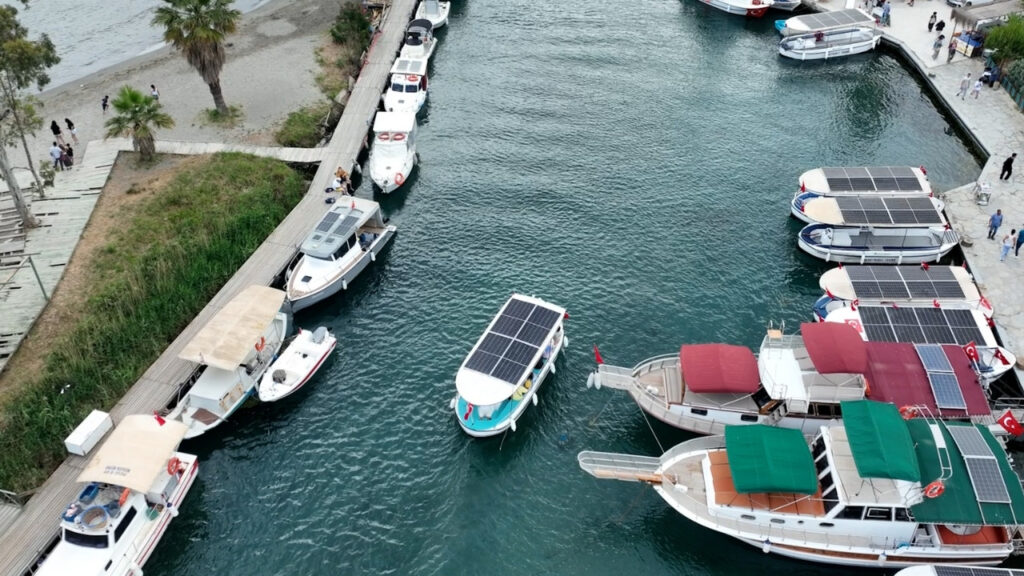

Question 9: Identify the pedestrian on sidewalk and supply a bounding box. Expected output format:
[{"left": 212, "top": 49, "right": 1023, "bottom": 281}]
[
  {"left": 971, "top": 78, "right": 983, "bottom": 99},
  {"left": 933, "top": 35, "right": 945, "bottom": 59},
  {"left": 928, "top": 12, "right": 937, "bottom": 31},
  {"left": 59, "top": 144, "right": 72, "bottom": 170},
  {"left": 50, "top": 120, "right": 65, "bottom": 146},
  {"left": 956, "top": 73, "right": 971, "bottom": 99},
  {"left": 936, "top": 19, "right": 946, "bottom": 32},
  {"left": 947, "top": 39, "right": 957, "bottom": 62},
  {"left": 882, "top": 0, "right": 892, "bottom": 26},
  {"left": 1001, "top": 153, "right": 1016, "bottom": 180},
  {"left": 1001, "top": 229, "right": 1016, "bottom": 261},
  {"left": 1016, "top": 227, "right": 1024, "bottom": 257},
  {"left": 988, "top": 208, "right": 1004, "bottom": 239},
  {"left": 48, "top": 142, "right": 62, "bottom": 171},
  {"left": 101, "top": 94, "right": 109, "bottom": 114},
  {"left": 64, "top": 118, "right": 79, "bottom": 144},
  {"left": 150, "top": 84, "right": 160, "bottom": 101}
]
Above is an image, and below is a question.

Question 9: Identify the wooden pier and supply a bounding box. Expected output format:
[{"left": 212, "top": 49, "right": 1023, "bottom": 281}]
[{"left": 0, "top": 0, "right": 417, "bottom": 571}]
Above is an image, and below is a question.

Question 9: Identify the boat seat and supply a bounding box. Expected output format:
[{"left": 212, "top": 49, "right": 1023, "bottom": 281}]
[{"left": 192, "top": 408, "right": 220, "bottom": 426}]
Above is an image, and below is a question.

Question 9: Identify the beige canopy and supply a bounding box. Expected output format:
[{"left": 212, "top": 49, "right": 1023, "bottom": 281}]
[
  {"left": 77, "top": 415, "right": 188, "bottom": 492},
  {"left": 178, "top": 285, "right": 285, "bottom": 370}
]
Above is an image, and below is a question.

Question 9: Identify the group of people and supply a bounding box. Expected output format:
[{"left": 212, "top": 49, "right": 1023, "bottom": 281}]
[
  {"left": 955, "top": 72, "right": 985, "bottom": 100},
  {"left": 927, "top": 13, "right": 958, "bottom": 62},
  {"left": 48, "top": 119, "right": 78, "bottom": 171},
  {"left": 987, "top": 153, "right": 1023, "bottom": 262}
]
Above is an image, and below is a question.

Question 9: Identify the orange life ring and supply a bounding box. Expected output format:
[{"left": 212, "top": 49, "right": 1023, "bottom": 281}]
[
  {"left": 924, "top": 480, "right": 945, "bottom": 499},
  {"left": 378, "top": 132, "right": 391, "bottom": 141},
  {"left": 395, "top": 173, "right": 406, "bottom": 185},
  {"left": 167, "top": 457, "right": 182, "bottom": 476},
  {"left": 752, "top": 0, "right": 762, "bottom": 4},
  {"left": 118, "top": 487, "right": 131, "bottom": 507},
  {"left": 407, "top": 75, "right": 419, "bottom": 82},
  {"left": 899, "top": 405, "right": 919, "bottom": 420},
  {"left": 255, "top": 336, "right": 266, "bottom": 352},
  {"left": 392, "top": 133, "right": 407, "bottom": 142},
  {"left": 863, "top": 377, "right": 871, "bottom": 397}
]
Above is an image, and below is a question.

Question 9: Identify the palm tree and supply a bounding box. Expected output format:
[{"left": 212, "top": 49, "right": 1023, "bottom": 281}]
[
  {"left": 152, "top": 0, "right": 241, "bottom": 115},
  {"left": 104, "top": 86, "right": 175, "bottom": 161}
]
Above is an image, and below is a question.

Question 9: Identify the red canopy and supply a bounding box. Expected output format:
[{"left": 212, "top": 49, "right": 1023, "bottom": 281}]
[
  {"left": 865, "top": 342, "right": 988, "bottom": 417},
  {"left": 680, "top": 344, "right": 760, "bottom": 394},
  {"left": 801, "top": 322, "right": 867, "bottom": 374}
]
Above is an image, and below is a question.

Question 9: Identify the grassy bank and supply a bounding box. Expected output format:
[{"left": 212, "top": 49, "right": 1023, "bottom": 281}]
[{"left": 0, "top": 153, "right": 306, "bottom": 491}]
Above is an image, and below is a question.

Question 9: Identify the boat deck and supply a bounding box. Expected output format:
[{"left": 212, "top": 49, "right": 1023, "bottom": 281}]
[{"left": 707, "top": 451, "right": 825, "bottom": 516}]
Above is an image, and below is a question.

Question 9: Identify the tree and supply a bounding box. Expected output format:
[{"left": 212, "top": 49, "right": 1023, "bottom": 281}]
[
  {"left": 0, "top": 4, "right": 58, "bottom": 228},
  {"left": 104, "top": 86, "right": 175, "bottom": 162},
  {"left": 984, "top": 15, "right": 1024, "bottom": 70},
  {"left": 152, "top": 0, "right": 241, "bottom": 116}
]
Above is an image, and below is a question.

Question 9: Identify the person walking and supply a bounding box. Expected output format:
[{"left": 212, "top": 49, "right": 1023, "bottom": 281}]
[
  {"left": 49, "top": 120, "right": 65, "bottom": 146},
  {"left": 58, "top": 144, "right": 72, "bottom": 170},
  {"left": 956, "top": 73, "right": 971, "bottom": 99},
  {"left": 936, "top": 19, "right": 946, "bottom": 32},
  {"left": 64, "top": 118, "right": 79, "bottom": 144},
  {"left": 882, "top": 0, "right": 892, "bottom": 26},
  {"left": 48, "top": 142, "right": 63, "bottom": 171},
  {"left": 1016, "top": 227, "right": 1024, "bottom": 257},
  {"left": 101, "top": 94, "right": 109, "bottom": 114},
  {"left": 971, "top": 78, "right": 983, "bottom": 99},
  {"left": 150, "top": 84, "right": 160, "bottom": 101},
  {"left": 932, "top": 35, "right": 945, "bottom": 59},
  {"left": 988, "top": 208, "right": 1004, "bottom": 240},
  {"left": 1001, "top": 153, "right": 1017, "bottom": 180},
  {"left": 928, "top": 12, "right": 937, "bottom": 31},
  {"left": 1001, "top": 229, "right": 1016, "bottom": 261},
  {"left": 947, "top": 38, "right": 957, "bottom": 62}
]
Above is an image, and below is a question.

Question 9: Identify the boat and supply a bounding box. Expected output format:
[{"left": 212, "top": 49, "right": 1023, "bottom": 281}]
[
  {"left": 798, "top": 223, "right": 960, "bottom": 264},
  {"left": 693, "top": 0, "right": 774, "bottom": 18},
  {"left": 165, "top": 285, "right": 290, "bottom": 438},
  {"left": 792, "top": 193, "right": 946, "bottom": 226},
  {"left": 814, "top": 265, "right": 993, "bottom": 320},
  {"left": 775, "top": 8, "right": 876, "bottom": 35},
  {"left": 579, "top": 400, "right": 1024, "bottom": 568},
  {"left": 415, "top": 0, "right": 450, "bottom": 28},
  {"left": 383, "top": 55, "right": 429, "bottom": 114},
  {"left": 368, "top": 111, "right": 417, "bottom": 193},
  {"left": 285, "top": 197, "right": 396, "bottom": 311},
  {"left": 400, "top": 19, "right": 437, "bottom": 61},
  {"left": 771, "top": 0, "right": 802, "bottom": 11},
  {"left": 587, "top": 322, "right": 996, "bottom": 436},
  {"left": 451, "top": 294, "right": 568, "bottom": 437},
  {"left": 796, "top": 166, "right": 932, "bottom": 197},
  {"left": 824, "top": 304, "right": 1015, "bottom": 382},
  {"left": 779, "top": 27, "right": 882, "bottom": 60},
  {"left": 35, "top": 415, "right": 198, "bottom": 576},
  {"left": 258, "top": 327, "right": 337, "bottom": 402}
]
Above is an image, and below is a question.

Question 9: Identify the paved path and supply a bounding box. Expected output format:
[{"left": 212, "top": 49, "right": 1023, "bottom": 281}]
[{"left": 0, "top": 0, "right": 417, "bottom": 572}]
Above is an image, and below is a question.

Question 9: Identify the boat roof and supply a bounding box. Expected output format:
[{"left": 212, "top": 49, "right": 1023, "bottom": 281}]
[
  {"left": 824, "top": 305, "right": 996, "bottom": 347},
  {"left": 373, "top": 111, "right": 416, "bottom": 133},
  {"left": 801, "top": 322, "right": 866, "bottom": 374},
  {"left": 178, "top": 285, "right": 285, "bottom": 370},
  {"left": 803, "top": 196, "right": 945, "bottom": 227},
  {"left": 456, "top": 294, "right": 565, "bottom": 405},
  {"left": 826, "top": 425, "right": 914, "bottom": 506},
  {"left": 299, "top": 199, "right": 378, "bottom": 259},
  {"left": 799, "top": 166, "right": 930, "bottom": 195},
  {"left": 819, "top": 265, "right": 981, "bottom": 303},
  {"left": 724, "top": 425, "right": 818, "bottom": 494},
  {"left": 842, "top": 401, "right": 921, "bottom": 482},
  {"left": 679, "top": 344, "right": 759, "bottom": 394},
  {"left": 783, "top": 9, "right": 875, "bottom": 32},
  {"left": 408, "top": 18, "right": 433, "bottom": 33},
  {"left": 758, "top": 334, "right": 866, "bottom": 405},
  {"left": 390, "top": 56, "right": 428, "bottom": 76},
  {"left": 865, "top": 342, "right": 990, "bottom": 417},
  {"left": 77, "top": 415, "right": 188, "bottom": 492}
]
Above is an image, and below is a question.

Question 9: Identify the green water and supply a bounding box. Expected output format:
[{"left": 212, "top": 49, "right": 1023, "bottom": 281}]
[{"left": 148, "top": 0, "right": 981, "bottom": 574}]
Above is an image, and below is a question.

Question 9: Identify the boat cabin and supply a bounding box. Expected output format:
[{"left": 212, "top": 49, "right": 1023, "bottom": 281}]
[
  {"left": 372, "top": 111, "right": 417, "bottom": 152},
  {"left": 798, "top": 166, "right": 932, "bottom": 197},
  {"left": 299, "top": 204, "right": 373, "bottom": 262},
  {"left": 387, "top": 55, "right": 428, "bottom": 103}
]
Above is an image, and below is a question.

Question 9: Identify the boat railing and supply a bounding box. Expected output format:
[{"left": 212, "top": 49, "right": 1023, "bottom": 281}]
[
  {"left": 660, "top": 435, "right": 726, "bottom": 462},
  {"left": 578, "top": 451, "right": 663, "bottom": 484}
]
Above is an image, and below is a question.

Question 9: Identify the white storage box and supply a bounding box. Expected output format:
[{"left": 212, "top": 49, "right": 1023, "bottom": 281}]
[{"left": 64, "top": 410, "right": 113, "bottom": 456}]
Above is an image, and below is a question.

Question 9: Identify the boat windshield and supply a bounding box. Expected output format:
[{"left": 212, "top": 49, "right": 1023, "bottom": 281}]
[
  {"left": 404, "top": 84, "right": 419, "bottom": 93},
  {"left": 390, "top": 82, "right": 403, "bottom": 92},
  {"left": 63, "top": 528, "right": 108, "bottom": 549}
]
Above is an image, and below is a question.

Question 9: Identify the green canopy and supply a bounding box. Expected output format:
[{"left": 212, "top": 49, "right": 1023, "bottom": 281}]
[
  {"left": 724, "top": 425, "right": 818, "bottom": 494},
  {"left": 839, "top": 401, "right": 920, "bottom": 482}
]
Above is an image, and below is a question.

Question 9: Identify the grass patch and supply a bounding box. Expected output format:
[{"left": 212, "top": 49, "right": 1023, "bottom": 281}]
[
  {"left": 0, "top": 153, "right": 306, "bottom": 491},
  {"left": 314, "top": 3, "right": 373, "bottom": 99},
  {"left": 202, "top": 105, "right": 244, "bottom": 126},
  {"left": 275, "top": 102, "right": 331, "bottom": 148}
]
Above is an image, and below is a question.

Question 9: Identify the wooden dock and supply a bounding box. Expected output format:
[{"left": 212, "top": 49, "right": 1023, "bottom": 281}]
[{"left": 0, "top": 0, "right": 417, "bottom": 572}]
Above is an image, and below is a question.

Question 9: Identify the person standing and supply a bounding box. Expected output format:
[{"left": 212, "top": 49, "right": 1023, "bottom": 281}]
[
  {"left": 64, "top": 118, "right": 79, "bottom": 144},
  {"left": 63, "top": 144, "right": 74, "bottom": 168},
  {"left": 956, "top": 73, "right": 971, "bottom": 99},
  {"left": 936, "top": 19, "right": 946, "bottom": 33},
  {"left": 947, "top": 38, "right": 957, "bottom": 62},
  {"left": 150, "top": 84, "right": 160, "bottom": 101},
  {"left": 50, "top": 120, "right": 65, "bottom": 146},
  {"left": 988, "top": 208, "right": 1004, "bottom": 240},
  {"left": 1016, "top": 227, "right": 1024, "bottom": 257},
  {"left": 928, "top": 12, "right": 937, "bottom": 31},
  {"left": 971, "top": 78, "right": 983, "bottom": 99},
  {"left": 932, "top": 35, "right": 945, "bottom": 59},
  {"left": 882, "top": 0, "right": 892, "bottom": 26},
  {"left": 101, "top": 94, "right": 109, "bottom": 114},
  {"left": 48, "top": 142, "right": 63, "bottom": 171},
  {"left": 1000, "top": 229, "right": 1016, "bottom": 261},
  {"left": 1001, "top": 153, "right": 1017, "bottom": 180}
]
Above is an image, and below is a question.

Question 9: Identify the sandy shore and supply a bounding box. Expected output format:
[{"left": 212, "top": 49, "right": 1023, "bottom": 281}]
[{"left": 14, "top": 0, "right": 335, "bottom": 169}]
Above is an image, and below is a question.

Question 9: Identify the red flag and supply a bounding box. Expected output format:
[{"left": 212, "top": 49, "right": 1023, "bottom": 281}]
[
  {"left": 463, "top": 403, "right": 473, "bottom": 421},
  {"left": 963, "top": 341, "right": 979, "bottom": 362},
  {"left": 851, "top": 298, "right": 858, "bottom": 311},
  {"left": 891, "top": 302, "right": 899, "bottom": 309},
  {"left": 825, "top": 288, "right": 835, "bottom": 299},
  {"left": 800, "top": 181, "right": 806, "bottom": 193},
  {"left": 153, "top": 411, "right": 166, "bottom": 426},
  {"left": 998, "top": 411, "right": 1024, "bottom": 436},
  {"left": 563, "top": 311, "right": 570, "bottom": 320},
  {"left": 944, "top": 223, "right": 951, "bottom": 230},
  {"left": 593, "top": 345, "right": 604, "bottom": 365},
  {"left": 994, "top": 349, "right": 1011, "bottom": 365},
  {"left": 920, "top": 262, "right": 929, "bottom": 271},
  {"left": 919, "top": 165, "right": 927, "bottom": 175},
  {"left": 837, "top": 262, "right": 844, "bottom": 269},
  {"left": 962, "top": 261, "right": 968, "bottom": 269},
  {"left": 933, "top": 299, "right": 940, "bottom": 308},
  {"left": 988, "top": 316, "right": 996, "bottom": 328},
  {"left": 351, "top": 200, "right": 356, "bottom": 209},
  {"left": 980, "top": 296, "right": 992, "bottom": 311}
]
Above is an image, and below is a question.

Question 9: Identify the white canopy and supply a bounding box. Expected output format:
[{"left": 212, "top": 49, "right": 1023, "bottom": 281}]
[
  {"left": 457, "top": 371, "right": 518, "bottom": 406},
  {"left": 373, "top": 111, "right": 416, "bottom": 134},
  {"left": 179, "top": 285, "right": 285, "bottom": 370},
  {"left": 77, "top": 415, "right": 188, "bottom": 492}
]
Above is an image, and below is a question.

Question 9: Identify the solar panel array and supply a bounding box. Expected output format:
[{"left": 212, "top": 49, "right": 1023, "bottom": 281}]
[
  {"left": 834, "top": 196, "right": 942, "bottom": 226},
  {"left": 934, "top": 567, "right": 1020, "bottom": 576},
  {"left": 330, "top": 210, "right": 362, "bottom": 243},
  {"left": 858, "top": 306, "right": 984, "bottom": 345},
  {"left": 914, "top": 344, "right": 966, "bottom": 410},
  {"left": 465, "top": 298, "right": 562, "bottom": 385},
  {"left": 845, "top": 266, "right": 965, "bottom": 300},
  {"left": 947, "top": 426, "right": 1012, "bottom": 503},
  {"left": 393, "top": 58, "right": 427, "bottom": 74},
  {"left": 315, "top": 210, "right": 340, "bottom": 233},
  {"left": 822, "top": 166, "right": 923, "bottom": 193}
]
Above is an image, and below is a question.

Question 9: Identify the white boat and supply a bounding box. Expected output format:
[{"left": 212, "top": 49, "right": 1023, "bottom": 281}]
[
  {"left": 400, "top": 19, "right": 437, "bottom": 61},
  {"left": 579, "top": 401, "right": 1024, "bottom": 568},
  {"left": 368, "top": 111, "right": 417, "bottom": 193},
  {"left": 780, "top": 27, "right": 882, "bottom": 60},
  {"left": 776, "top": 8, "right": 876, "bottom": 35},
  {"left": 415, "top": 0, "right": 450, "bottom": 28},
  {"left": 451, "top": 294, "right": 568, "bottom": 437},
  {"left": 814, "top": 265, "right": 993, "bottom": 320},
  {"left": 792, "top": 193, "right": 946, "bottom": 226},
  {"left": 383, "top": 55, "right": 429, "bottom": 114},
  {"left": 165, "top": 285, "right": 290, "bottom": 438},
  {"left": 693, "top": 0, "right": 774, "bottom": 17},
  {"left": 797, "top": 165, "right": 932, "bottom": 197},
  {"left": 258, "top": 327, "right": 337, "bottom": 402},
  {"left": 285, "top": 197, "right": 396, "bottom": 311},
  {"left": 35, "top": 416, "right": 198, "bottom": 576},
  {"left": 798, "top": 223, "right": 960, "bottom": 264},
  {"left": 824, "top": 304, "right": 1016, "bottom": 382},
  {"left": 588, "top": 322, "right": 997, "bottom": 436}
]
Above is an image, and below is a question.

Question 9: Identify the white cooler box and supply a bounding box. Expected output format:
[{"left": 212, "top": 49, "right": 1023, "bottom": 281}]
[{"left": 64, "top": 410, "right": 113, "bottom": 456}]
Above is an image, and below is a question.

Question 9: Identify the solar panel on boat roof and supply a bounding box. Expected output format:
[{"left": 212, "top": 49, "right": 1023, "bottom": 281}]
[
  {"left": 464, "top": 298, "right": 562, "bottom": 384},
  {"left": 329, "top": 212, "right": 362, "bottom": 242},
  {"left": 857, "top": 306, "right": 985, "bottom": 345},
  {"left": 948, "top": 425, "right": 995, "bottom": 457},
  {"left": 928, "top": 373, "right": 967, "bottom": 409},
  {"left": 934, "top": 567, "right": 1016, "bottom": 576},
  {"left": 847, "top": 266, "right": 966, "bottom": 301},
  {"left": 915, "top": 343, "right": 953, "bottom": 372},
  {"left": 965, "top": 457, "right": 1012, "bottom": 503},
  {"left": 823, "top": 166, "right": 922, "bottom": 193},
  {"left": 833, "top": 196, "right": 941, "bottom": 225},
  {"left": 315, "top": 210, "right": 340, "bottom": 233}
]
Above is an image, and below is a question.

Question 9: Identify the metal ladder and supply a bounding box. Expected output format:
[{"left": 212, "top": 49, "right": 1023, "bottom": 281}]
[{"left": 578, "top": 451, "right": 662, "bottom": 484}]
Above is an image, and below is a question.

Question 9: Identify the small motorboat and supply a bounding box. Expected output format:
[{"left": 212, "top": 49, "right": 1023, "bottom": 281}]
[
  {"left": 798, "top": 223, "right": 960, "bottom": 264},
  {"left": 796, "top": 165, "right": 932, "bottom": 197},
  {"left": 258, "top": 327, "right": 337, "bottom": 402},
  {"left": 779, "top": 27, "right": 882, "bottom": 60},
  {"left": 693, "top": 0, "right": 774, "bottom": 17},
  {"left": 368, "top": 111, "right": 417, "bottom": 193},
  {"left": 791, "top": 193, "right": 946, "bottom": 226},
  {"left": 383, "top": 55, "right": 428, "bottom": 114},
  {"left": 400, "top": 19, "right": 437, "bottom": 61},
  {"left": 415, "top": 0, "right": 450, "bottom": 28},
  {"left": 776, "top": 8, "right": 874, "bottom": 35}
]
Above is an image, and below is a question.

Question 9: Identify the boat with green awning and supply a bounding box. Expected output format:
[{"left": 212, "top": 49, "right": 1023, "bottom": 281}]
[{"left": 578, "top": 400, "right": 1024, "bottom": 568}]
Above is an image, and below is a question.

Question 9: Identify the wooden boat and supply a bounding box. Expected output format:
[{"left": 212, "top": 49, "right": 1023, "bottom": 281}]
[
  {"left": 779, "top": 27, "right": 882, "bottom": 60},
  {"left": 258, "top": 327, "right": 337, "bottom": 402},
  {"left": 798, "top": 223, "right": 960, "bottom": 264}
]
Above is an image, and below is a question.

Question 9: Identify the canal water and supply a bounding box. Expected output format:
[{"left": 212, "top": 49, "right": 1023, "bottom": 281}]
[{"left": 133, "top": 0, "right": 982, "bottom": 575}]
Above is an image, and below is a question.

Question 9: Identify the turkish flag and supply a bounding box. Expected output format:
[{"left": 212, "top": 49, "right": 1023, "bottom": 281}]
[
  {"left": 153, "top": 411, "right": 166, "bottom": 426},
  {"left": 963, "top": 341, "right": 980, "bottom": 362},
  {"left": 998, "top": 411, "right": 1023, "bottom": 436},
  {"left": 826, "top": 288, "right": 835, "bottom": 299},
  {"left": 593, "top": 345, "right": 604, "bottom": 365},
  {"left": 463, "top": 403, "right": 473, "bottom": 421},
  {"left": 994, "top": 349, "right": 1011, "bottom": 365},
  {"left": 921, "top": 262, "right": 930, "bottom": 271},
  {"left": 933, "top": 299, "right": 941, "bottom": 308},
  {"left": 800, "top": 181, "right": 806, "bottom": 193}
]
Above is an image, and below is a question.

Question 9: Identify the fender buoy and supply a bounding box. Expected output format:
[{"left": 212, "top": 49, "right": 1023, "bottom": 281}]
[
  {"left": 752, "top": 0, "right": 761, "bottom": 5},
  {"left": 118, "top": 487, "right": 131, "bottom": 507},
  {"left": 407, "top": 75, "right": 419, "bottom": 82},
  {"left": 924, "top": 480, "right": 945, "bottom": 499},
  {"left": 899, "top": 405, "right": 918, "bottom": 420},
  {"left": 392, "top": 133, "right": 407, "bottom": 142},
  {"left": 255, "top": 336, "right": 266, "bottom": 352},
  {"left": 167, "top": 457, "right": 182, "bottom": 476},
  {"left": 395, "top": 173, "right": 406, "bottom": 185},
  {"left": 378, "top": 132, "right": 391, "bottom": 141}
]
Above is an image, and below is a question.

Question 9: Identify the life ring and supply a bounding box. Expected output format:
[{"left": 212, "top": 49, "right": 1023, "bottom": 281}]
[
  {"left": 392, "top": 133, "right": 406, "bottom": 142},
  {"left": 378, "top": 132, "right": 391, "bottom": 141},
  {"left": 407, "top": 75, "right": 419, "bottom": 82},
  {"left": 118, "top": 487, "right": 131, "bottom": 507},
  {"left": 752, "top": 0, "right": 761, "bottom": 4},
  {"left": 167, "top": 457, "right": 182, "bottom": 476},
  {"left": 899, "top": 405, "right": 919, "bottom": 420},
  {"left": 255, "top": 336, "right": 266, "bottom": 352},
  {"left": 395, "top": 172, "right": 406, "bottom": 185},
  {"left": 924, "top": 480, "right": 945, "bottom": 499}
]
